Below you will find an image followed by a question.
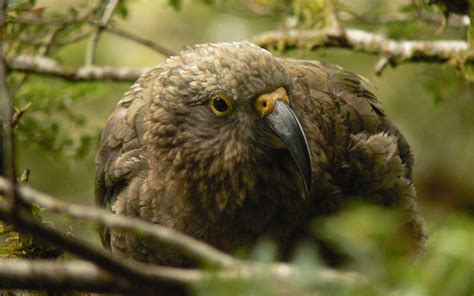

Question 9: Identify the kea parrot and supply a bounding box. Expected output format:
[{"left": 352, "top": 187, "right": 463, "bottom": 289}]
[{"left": 96, "top": 42, "right": 426, "bottom": 266}]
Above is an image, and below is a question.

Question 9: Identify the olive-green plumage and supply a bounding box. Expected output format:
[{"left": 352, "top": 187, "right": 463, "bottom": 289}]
[{"left": 96, "top": 42, "right": 426, "bottom": 266}]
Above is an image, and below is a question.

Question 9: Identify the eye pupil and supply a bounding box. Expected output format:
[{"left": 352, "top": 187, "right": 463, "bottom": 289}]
[
  {"left": 210, "top": 94, "right": 233, "bottom": 116},
  {"left": 213, "top": 98, "right": 228, "bottom": 112}
]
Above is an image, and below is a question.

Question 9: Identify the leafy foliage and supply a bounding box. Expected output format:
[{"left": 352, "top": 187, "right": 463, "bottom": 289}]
[
  {"left": 169, "top": 0, "right": 182, "bottom": 11},
  {"left": 12, "top": 76, "right": 109, "bottom": 159},
  {"left": 196, "top": 205, "right": 474, "bottom": 295}
]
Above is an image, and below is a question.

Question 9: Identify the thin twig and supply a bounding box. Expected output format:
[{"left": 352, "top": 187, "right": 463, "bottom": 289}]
[
  {"left": 374, "top": 56, "right": 390, "bottom": 76},
  {"left": 38, "top": 27, "right": 60, "bottom": 56},
  {"left": 15, "top": 15, "right": 175, "bottom": 57},
  {"left": 7, "top": 26, "right": 59, "bottom": 98},
  {"left": 90, "top": 20, "right": 176, "bottom": 56},
  {"left": 12, "top": 102, "right": 31, "bottom": 128},
  {"left": 85, "top": 0, "right": 119, "bottom": 66},
  {"left": 18, "top": 168, "right": 30, "bottom": 184}
]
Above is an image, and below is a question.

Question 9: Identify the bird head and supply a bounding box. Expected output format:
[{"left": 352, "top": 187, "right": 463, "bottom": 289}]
[{"left": 145, "top": 42, "right": 312, "bottom": 212}]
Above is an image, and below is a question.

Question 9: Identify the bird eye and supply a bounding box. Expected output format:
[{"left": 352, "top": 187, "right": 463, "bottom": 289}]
[{"left": 210, "top": 94, "right": 233, "bottom": 116}]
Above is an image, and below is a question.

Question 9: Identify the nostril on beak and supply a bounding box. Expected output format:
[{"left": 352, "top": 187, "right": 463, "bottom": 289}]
[{"left": 255, "top": 87, "right": 290, "bottom": 118}]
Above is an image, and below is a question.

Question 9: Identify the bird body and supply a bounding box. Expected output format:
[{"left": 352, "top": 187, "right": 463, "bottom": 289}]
[{"left": 96, "top": 42, "right": 426, "bottom": 266}]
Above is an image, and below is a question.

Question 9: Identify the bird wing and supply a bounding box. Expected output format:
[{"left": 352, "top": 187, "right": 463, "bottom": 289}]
[
  {"left": 95, "top": 68, "right": 159, "bottom": 248},
  {"left": 282, "top": 59, "right": 413, "bottom": 176},
  {"left": 283, "top": 59, "right": 426, "bottom": 253}
]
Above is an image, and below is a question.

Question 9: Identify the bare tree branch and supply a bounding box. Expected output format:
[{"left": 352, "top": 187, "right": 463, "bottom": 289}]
[
  {"left": 8, "top": 26, "right": 473, "bottom": 82},
  {"left": 0, "top": 259, "right": 139, "bottom": 293},
  {"left": 6, "top": 55, "right": 147, "bottom": 81},
  {"left": 0, "top": 258, "right": 372, "bottom": 293},
  {"left": 0, "top": 259, "right": 202, "bottom": 292},
  {"left": 0, "top": 176, "right": 236, "bottom": 268},
  {"left": 252, "top": 28, "right": 471, "bottom": 74},
  {"left": 6, "top": 28, "right": 472, "bottom": 83}
]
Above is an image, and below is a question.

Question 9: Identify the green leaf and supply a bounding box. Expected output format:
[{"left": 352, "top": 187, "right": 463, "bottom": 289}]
[
  {"left": 168, "top": 0, "right": 182, "bottom": 10},
  {"left": 116, "top": 1, "right": 129, "bottom": 19}
]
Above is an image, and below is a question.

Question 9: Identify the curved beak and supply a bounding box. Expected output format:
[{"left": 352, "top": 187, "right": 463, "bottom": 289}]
[{"left": 256, "top": 88, "right": 312, "bottom": 192}]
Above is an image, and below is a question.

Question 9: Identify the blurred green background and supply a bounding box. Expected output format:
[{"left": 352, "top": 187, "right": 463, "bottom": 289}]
[{"left": 5, "top": 0, "right": 473, "bottom": 294}]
